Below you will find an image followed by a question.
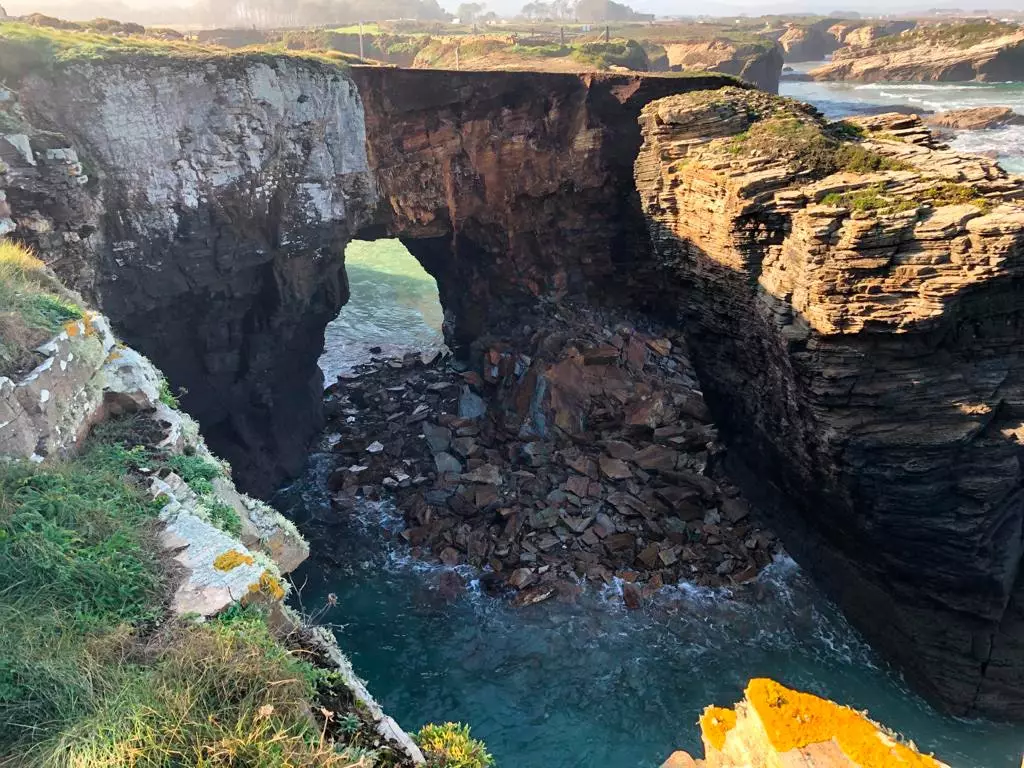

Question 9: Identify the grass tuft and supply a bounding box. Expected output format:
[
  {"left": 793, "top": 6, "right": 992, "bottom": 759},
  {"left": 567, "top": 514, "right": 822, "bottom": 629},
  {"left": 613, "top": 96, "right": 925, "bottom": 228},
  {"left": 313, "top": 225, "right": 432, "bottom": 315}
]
[{"left": 0, "top": 239, "right": 83, "bottom": 378}]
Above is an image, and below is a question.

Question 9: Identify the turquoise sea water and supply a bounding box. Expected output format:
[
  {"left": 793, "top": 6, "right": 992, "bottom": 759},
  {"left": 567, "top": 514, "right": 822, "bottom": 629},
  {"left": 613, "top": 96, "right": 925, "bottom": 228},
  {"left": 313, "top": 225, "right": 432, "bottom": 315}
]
[{"left": 296, "top": 241, "right": 1024, "bottom": 767}]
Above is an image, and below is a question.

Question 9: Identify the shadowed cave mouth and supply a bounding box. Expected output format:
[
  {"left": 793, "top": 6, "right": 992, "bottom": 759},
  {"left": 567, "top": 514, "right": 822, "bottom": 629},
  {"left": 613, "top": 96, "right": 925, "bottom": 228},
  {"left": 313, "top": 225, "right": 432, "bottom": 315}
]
[{"left": 319, "top": 239, "right": 446, "bottom": 383}]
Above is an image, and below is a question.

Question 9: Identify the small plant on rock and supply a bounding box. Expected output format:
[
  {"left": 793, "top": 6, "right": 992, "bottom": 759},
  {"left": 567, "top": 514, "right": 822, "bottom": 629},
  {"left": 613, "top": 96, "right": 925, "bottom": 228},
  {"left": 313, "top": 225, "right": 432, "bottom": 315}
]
[{"left": 416, "top": 722, "right": 494, "bottom": 768}]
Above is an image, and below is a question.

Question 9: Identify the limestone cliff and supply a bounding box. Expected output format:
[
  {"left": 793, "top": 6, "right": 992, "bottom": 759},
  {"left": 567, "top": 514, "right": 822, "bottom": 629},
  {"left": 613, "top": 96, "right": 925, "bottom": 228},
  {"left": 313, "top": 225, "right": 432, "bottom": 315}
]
[
  {"left": 4, "top": 54, "right": 378, "bottom": 496},
  {"left": 635, "top": 89, "right": 1024, "bottom": 718},
  {"left": 811, "top": 28, "right": 1024, "bottom": 82},
  {"left": 662, "top": 41, "right": 783, "bottom": 92}
]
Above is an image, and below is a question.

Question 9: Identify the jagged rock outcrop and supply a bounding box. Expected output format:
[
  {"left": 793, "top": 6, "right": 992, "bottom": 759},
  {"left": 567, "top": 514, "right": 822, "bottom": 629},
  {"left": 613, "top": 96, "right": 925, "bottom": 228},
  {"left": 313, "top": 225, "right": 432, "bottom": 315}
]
[
  {"left": 778, "top": 22, "right": 842, "bottom": 62},
  {"left": 661, "top": 41, "right": 783, "bottom": 92},
  {"left": 350, "top": 67, "right": 740, "bottom": 351},
  {"left": 661, "top": 679, "right": 949, "bottom": 767},
  {"left": 927, "top": 105, "right": 1024, "bottom": 131},
  {"left": 811, "top": 28, "right": 1024, "bottom": 82},
  {"left": 777, "top": 20, "right": 916, "bottom": 63},
  {"left": 4, "top": 56, "right": 379, "bottom": 496},
  {"left": 635, "top": 89, "right": 1024, "bottom": 718}
]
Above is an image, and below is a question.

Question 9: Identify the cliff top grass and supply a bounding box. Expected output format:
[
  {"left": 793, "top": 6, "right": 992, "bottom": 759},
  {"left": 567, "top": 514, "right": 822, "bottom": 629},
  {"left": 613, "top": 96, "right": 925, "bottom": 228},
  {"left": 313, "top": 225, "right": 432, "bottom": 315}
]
[
  {"left": 0, "top": 414, "right": 412, "bottom": 766},
  {"left": 412, "top": 33, "right": 651, "bottom": 71},
  {"left": 673, "top": 88, "right": 911, "bottom": 179},
  {"left": 0, "top": 21, "right": 366, "bottom": 82},
  {"left": 0, "top": 240, "right": 82, "bottom": 378},
  {"left": 857, "top": 19, "right": 1020, "bottom": 52}
]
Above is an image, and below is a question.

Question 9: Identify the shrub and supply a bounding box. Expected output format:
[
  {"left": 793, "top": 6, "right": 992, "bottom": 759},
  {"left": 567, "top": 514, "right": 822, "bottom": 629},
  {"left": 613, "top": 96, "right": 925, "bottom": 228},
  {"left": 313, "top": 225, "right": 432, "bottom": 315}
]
[
  {"left": 821, "top": 185, "right": 918, "bottom": 213},
  {"left": 417, "top": 722, "right": 494, "bottom": 768},
  {"left": 921, "top": 182, "right": 993, "bottom": 212},
  {"left": 571, "top": 38, "right": 648, "bottom": 71},
  {"left": 157, "top": 376, "right": 180, "bottom": 409}
]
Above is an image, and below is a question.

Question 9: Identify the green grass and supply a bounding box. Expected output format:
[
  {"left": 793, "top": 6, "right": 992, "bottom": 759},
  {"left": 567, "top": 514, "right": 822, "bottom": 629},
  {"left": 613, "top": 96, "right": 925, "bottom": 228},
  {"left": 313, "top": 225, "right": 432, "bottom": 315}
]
[
  {"left": 87, "top": 416, "right": 244, "bottom": 537},
  {"left": 0, "top": 440, "right": 164, "bottom": 756},
  {"left": 570, "top": 39, "right": 648, "bottom": 70},
  {"left": 0, "top": 418, "right": 382, "bottom": 766},
  {"left": 820, "top": 185, "right": 918, "bottom": 212},
  {"left": 921, "top": 182, "right": 993, "bottom": 213},
  {"left": 724, "top": 114, "right": 912, "bottom": 176},
  {"left": 819, "top": 182, "right": 992, "bottom": 214},
  {"left": 0, "top": 21, "right": 362, "bottom": 81},
  {"left": 0, "top": 240, "right": 83, "bottom": 378}
]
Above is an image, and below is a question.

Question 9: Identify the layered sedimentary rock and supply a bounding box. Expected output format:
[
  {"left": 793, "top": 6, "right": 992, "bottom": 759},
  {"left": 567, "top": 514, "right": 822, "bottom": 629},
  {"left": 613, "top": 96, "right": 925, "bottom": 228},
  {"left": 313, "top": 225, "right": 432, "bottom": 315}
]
[
  {"left": 662, "top": 679, "right": 948, "bottom": 767},
  {"left": 2, "top": 58, "right": 739, "bottom": 495},
  {"left": 661, "top": 41, "right": 782, "bottom": 92},
  {"left": 4, "top": 56, "right": 378, "bottom": 496},
  {"left": 811, "top": 29, "right": 1024, "bottom": 81},
  {"left": 926, "top": 105, "right": 1024, "bottom": 131},
  {"left": 350, "top": 67, "right": 739, "bottom": 350},
  {"left": 635, "top": 88, "right": 1024, "bottom": 717}
]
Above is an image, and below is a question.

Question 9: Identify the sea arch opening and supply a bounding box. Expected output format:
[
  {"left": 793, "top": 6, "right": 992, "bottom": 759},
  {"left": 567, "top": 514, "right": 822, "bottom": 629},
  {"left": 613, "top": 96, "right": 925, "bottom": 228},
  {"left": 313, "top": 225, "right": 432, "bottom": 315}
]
[{"left": 319, "top": 238, "right": 446, "bottom": 386}]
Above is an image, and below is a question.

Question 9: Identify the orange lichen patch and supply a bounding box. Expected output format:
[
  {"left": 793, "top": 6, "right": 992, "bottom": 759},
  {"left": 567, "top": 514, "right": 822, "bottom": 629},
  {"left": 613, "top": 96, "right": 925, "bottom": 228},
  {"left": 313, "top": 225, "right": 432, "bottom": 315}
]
[
  {"left": 64, "top": 319, "right": 82, "bottom": 337},
  {"left": 699, "top": 705, "right": 737, "bottom": 751},
  {"left": 248, "top": 570, "right": 286, "bottom": 601},
  {"left": 746, "top": 679, "right": 943, "bottom": 767},
  {"left": 212, "top": 549, "right": 255, "bottom": 572}
]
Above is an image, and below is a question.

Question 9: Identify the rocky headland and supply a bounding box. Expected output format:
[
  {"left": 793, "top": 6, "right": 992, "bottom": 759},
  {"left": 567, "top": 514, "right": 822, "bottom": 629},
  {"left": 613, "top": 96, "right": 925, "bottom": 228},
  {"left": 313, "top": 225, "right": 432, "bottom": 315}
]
[
  {"left": 810, "top": 23, "right": 1024, "bottom": 82},
  {"left": 3, "top": 14, "right": 1024, "bottom": 741},
  {"left": 636, "top": 88, "right": 1024, "bottom": 718},
  {"left": 777, "top": 19, "right": 916, "bottom": 62}
]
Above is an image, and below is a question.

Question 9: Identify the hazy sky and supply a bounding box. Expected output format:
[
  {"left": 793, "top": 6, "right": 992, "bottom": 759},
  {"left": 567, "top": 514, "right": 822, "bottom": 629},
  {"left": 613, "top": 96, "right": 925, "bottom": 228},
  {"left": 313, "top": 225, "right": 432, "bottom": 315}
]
[{"left": 5, "top": 0, "right": 1024, "bottom": 20}]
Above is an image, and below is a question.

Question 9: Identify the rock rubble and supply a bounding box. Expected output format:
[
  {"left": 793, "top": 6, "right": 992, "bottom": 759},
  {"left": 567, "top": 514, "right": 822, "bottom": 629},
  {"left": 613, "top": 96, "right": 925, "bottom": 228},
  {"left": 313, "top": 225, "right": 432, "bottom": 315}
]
[{"left": 321, "top": 306, "right": 781, "bottom": 608}]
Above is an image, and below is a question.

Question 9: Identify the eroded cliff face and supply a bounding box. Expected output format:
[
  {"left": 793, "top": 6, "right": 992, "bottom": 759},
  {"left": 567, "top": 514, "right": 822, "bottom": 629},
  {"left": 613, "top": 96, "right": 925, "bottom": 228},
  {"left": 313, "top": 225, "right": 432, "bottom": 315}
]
[
  {"left": 661, "top": 42, "right": 782, "bottom": 93},
  {"left": 635, "top": 88, "right": 1024, "bottom": 717},
  {"left": 349, "top": 67, "right": 739, "bottom": 351},
  {"left": 811, "top": 30, "right": 1024, "bottom": 82},
  {"left": 2, "top": 60, "right": 738, "bottom": 495},
  {"left": 7, "top": 56, "right": 378, "bottom": 496}
]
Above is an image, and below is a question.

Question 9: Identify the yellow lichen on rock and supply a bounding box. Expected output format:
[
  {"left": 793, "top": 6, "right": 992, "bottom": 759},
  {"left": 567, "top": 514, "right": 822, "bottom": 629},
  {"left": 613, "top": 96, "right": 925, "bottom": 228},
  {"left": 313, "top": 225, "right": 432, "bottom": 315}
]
[
  {"left": 746, "top": 678, "right": 942, "bottom": 767},
  {"left": 699, "top": 706, "right": 737, "bottom": 751},
  {"left": 212, "top": 549, "right": 255, "bottom": 572}
]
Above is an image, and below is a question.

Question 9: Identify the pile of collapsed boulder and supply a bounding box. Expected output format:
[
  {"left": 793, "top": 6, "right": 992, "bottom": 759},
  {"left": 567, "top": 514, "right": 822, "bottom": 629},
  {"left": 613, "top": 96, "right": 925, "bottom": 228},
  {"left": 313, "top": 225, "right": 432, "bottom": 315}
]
[{"left": 323, "top": 304, "right": 782, "bottom": 608}]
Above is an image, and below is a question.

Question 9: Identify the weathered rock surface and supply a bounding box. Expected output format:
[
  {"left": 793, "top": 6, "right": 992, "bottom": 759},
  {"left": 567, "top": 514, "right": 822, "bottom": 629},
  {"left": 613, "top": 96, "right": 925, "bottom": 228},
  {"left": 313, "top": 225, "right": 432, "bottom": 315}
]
[
  {"left": 5, "top": 56, "right": 378, "bottom": 496},
  {"left": 661, "top": 41, "right": 783, "bottom": 92},
  {"left": 926, "top": 105, "right": 1024, "bottom": 131},
  {"left": 636, "top": 88, "right": 1024, "bottom": 718},
  {"left": 778, "top": 20, "right": 916, "bottom": 63},
  {"left": 662, "top": 678, "right": 949, "bottom": 767},
  {"left": 3, "top": 61, "right": 738, "bottom": 495},
  {"left": 811, "top": 29, "right": 1024, "bottom": 82},
  {"left": 350, "top": 67, "right": 741, "bottom": 352}
]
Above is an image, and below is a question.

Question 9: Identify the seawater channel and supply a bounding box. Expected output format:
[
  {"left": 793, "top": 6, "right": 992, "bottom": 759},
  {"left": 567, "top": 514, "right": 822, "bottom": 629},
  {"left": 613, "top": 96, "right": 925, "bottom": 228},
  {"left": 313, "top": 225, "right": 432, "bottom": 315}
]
[{"left": 275, "top": 237, "right": 1023, "bottom": 766}]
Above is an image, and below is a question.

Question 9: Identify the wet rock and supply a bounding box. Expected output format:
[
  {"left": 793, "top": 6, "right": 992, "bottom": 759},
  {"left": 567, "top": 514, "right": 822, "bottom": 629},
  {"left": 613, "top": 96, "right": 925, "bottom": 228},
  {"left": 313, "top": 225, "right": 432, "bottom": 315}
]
[
  {"left": 622, "top": 582, "right": 642, "bottom": 610},
  {"left": 511, "top": 585, "right": 556, "bottom": 607}
]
